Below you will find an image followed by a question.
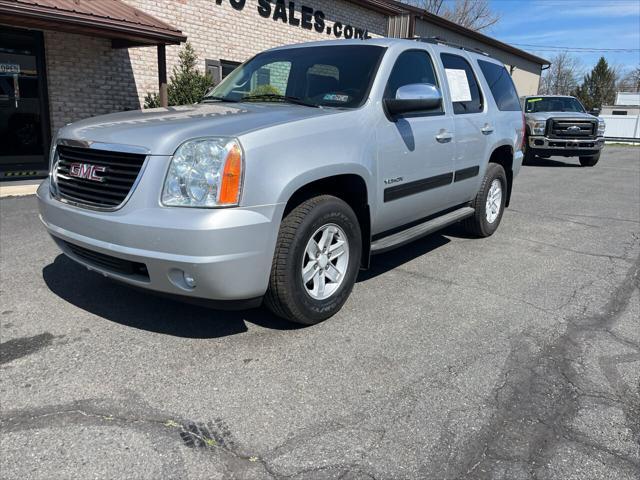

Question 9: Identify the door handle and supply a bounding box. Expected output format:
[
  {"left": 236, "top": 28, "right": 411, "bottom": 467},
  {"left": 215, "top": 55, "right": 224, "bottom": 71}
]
[
  {"left": 481, "top": 125, "right": 494, "bottom": 135},
  {"left": 436, "top": 131, "right": 453, "bottom": 143}
]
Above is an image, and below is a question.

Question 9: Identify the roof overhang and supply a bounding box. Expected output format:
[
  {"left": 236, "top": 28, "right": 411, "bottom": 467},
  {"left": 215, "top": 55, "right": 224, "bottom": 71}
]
[
  {"left": 0, "top": 0, "right": 186, "bottom": 47},
  {"left": 383, "top": 0, "right": 550, "bottom": 66}
]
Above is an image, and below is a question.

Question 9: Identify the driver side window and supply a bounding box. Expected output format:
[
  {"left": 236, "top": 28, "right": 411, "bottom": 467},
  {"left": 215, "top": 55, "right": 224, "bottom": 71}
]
[{"left": 384, "top": 50, "right": 440, "bottom": 100}]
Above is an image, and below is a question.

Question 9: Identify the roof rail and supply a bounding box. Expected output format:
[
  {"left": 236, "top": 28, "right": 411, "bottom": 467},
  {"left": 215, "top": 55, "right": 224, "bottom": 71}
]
[{"left": 404, "top": 36, "right": 491, "bottom": 57}]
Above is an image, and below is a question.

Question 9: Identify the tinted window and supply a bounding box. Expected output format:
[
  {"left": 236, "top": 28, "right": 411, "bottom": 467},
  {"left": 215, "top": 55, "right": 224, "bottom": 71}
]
[
  {"left": 384, "top": 50, "right": 439, "bottom": 99},
  {"left": 440, "top": 53, "right": 483, "bottom": 114},
  {"left": 478, "top": 60, "right": 521, "bottom": 111},
  {"left": 206, "top": 45, "right": 385, "bottom": 109},
  {"left": 524, "top": 96, "right": 585, "bottom": 113}
]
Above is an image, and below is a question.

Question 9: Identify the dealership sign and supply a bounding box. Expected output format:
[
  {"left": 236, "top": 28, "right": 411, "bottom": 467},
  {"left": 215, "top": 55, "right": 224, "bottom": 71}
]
[{"left": 214, "top": 0, "right": 373, "bottom": 39}]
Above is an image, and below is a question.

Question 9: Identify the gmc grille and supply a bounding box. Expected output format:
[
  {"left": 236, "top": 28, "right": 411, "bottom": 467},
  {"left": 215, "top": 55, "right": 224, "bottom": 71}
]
[
  {"left": 54, "top": 145, "right": 147, "bottom": 209},
  {"left": 547, "top": 119, "right": 597, "bottom": 139}
]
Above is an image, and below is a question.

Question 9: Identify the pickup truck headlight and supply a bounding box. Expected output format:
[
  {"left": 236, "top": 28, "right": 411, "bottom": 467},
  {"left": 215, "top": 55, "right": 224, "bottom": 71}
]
[
  {"left": 597, "top": 120, "right": 606, "bottom": 136},
  {"left": 530, "top": 121, "right": 546, "bottom": 136},
  {"left": 162, "top": 138, "right": 243, "bottom": 208}
]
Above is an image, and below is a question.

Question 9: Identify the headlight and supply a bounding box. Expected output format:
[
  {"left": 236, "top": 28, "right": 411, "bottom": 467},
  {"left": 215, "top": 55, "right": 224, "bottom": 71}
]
[
  {"left": 598, "top": 120, "right": 606, "bottom": 136},
  {"left": 530, "top": 121, "right": 546, "bottom": 136},
  {"left": 162, "top": 138, "right": 243, "bottom": 208}
]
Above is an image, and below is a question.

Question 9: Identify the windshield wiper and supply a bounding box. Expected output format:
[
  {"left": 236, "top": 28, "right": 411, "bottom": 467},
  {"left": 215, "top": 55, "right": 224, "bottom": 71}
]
[
  {"left": 202, "top": 96, "right": 240, "bottom": 103},
  {"left": 241, "top": 94, "right": 320, "bottom": 108}
]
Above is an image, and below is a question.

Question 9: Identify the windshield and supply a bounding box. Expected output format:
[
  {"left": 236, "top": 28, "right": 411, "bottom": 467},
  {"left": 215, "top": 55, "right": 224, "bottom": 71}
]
[
  {"left": 204, "top": 45, "right": 385, "bottom": 109},
  {"left": 525, "top": 96, "right": 585, "bottom": 113}
]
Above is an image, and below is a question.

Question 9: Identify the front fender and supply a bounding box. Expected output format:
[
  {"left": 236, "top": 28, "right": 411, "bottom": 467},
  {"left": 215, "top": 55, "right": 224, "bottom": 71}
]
[{"left": 238, "top": 110, "right": 378, "bottom": 208}]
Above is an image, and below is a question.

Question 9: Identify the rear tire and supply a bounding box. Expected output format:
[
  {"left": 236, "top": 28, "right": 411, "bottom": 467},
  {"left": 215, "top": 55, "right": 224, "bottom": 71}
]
[
  {"left": 579, "top": 152, "right": 600, "bottom": 167},
  {"left": 265, "top": 195, "right": 362, "bottom": 325},
  {"left": 462, "top": 163, "right": 507, "bottom": 238}
]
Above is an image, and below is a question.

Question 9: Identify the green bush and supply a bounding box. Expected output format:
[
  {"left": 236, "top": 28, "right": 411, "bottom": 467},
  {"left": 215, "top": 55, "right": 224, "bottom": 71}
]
[
  {"left": 247, "top": 84, "right": 282, "bottom": 97},
  {"left": 144, "top": 43, "right": 214, "bottom": 108}
]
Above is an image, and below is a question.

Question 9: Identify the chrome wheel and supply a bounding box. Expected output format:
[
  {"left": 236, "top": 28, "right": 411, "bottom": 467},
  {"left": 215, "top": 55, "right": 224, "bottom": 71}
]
[
  {"left": 302, "top": 223, "right": 350, "bottom": 300},
  {"left": 485, "top": 179, "right": 503, "bottom": 224}
]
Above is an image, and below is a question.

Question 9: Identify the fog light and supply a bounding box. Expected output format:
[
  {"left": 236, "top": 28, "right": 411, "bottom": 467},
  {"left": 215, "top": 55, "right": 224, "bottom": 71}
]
[{"left": 183, "top": 272, "right": 196, "bottom": 288}]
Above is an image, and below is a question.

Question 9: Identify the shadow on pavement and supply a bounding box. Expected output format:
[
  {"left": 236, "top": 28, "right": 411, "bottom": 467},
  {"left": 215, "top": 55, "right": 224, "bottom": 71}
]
[
  {"left": 42, "top": 255, "right": 299, "bottom": 339},
  {"left": 523, "top": 157, "right": 581, "bottom": 168},
  {"left": 359, "top": 232, "right": 451, "bottom": 282},
  {"left": 43, "top": 229, "right": 456, "bottom": 337}
]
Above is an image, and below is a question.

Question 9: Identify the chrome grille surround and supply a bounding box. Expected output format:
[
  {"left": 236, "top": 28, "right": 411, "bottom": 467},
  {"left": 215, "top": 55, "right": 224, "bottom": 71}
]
[{"left": 51, "top": 140, "right": 150, "bottom": 211}]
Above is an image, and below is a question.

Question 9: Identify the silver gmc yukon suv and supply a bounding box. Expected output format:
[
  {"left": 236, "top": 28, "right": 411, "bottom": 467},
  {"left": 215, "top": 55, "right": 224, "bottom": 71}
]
[
  {"left": 38, "top": 38, "right": 525, "bottom": 324},
  {"left": 522, "top": 95, "right": 605, "bottom": 167}
]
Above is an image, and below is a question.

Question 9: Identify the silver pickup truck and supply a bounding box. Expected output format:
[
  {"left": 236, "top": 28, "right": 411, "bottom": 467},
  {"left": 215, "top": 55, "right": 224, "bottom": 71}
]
[
  {"left": 522, "top": 95, "right": 605, "bottom": 167},
  {"left": 38, "top": 38, "right": 524, "bottom": 324}
]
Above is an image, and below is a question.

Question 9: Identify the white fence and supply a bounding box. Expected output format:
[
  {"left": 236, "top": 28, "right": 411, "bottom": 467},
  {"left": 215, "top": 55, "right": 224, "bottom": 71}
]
[{"left": 601, "top": 114, "right": 640, "bottom": 141}]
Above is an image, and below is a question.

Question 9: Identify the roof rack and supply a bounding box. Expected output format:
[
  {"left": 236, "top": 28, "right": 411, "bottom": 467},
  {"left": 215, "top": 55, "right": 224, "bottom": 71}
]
[{"left": 404, "top": 36, "right": 491, "bottom": 57}]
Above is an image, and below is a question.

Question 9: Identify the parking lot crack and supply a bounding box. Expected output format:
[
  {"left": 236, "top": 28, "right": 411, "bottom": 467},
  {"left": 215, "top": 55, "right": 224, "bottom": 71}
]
[
  {"left": 513, "top": 236, "right": 633, "bottom": 262},
  {"left": 439, "top": 254, "right": 640, "bottom": 479}
]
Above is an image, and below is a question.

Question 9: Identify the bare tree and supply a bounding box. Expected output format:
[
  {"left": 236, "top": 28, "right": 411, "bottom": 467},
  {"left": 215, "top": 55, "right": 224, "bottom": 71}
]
[
  {"left": 402, "top": 0, "right": 500, "bottom": 31},
  {"left": 617, "top": 67, "right": 640, "bottom": 92},
  {"left": 539, "top": 52, "right": 582, "bottom": 96}
]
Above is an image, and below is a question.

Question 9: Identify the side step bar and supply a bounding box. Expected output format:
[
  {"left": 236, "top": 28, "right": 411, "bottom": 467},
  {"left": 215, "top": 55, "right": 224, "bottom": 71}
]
[{"left": 371, "top": 206, "right": 475, "bottom": 255}]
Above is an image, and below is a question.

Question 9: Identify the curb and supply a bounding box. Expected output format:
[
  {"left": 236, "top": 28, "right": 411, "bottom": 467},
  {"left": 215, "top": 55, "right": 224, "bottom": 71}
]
[{"left": 0, "top": 183, "right": 41, "bottom": 198}]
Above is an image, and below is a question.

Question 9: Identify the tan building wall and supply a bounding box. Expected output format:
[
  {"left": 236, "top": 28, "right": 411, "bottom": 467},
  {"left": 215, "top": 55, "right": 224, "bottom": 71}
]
[
  {"left": 43, "top": 0, "right": 388, "bottom": 134},
  {"left": 44, "top": 32, "right": 141, "bottom": 134},
  {"left": 413, "top": 19, "right": 543, "bottom": 96}
]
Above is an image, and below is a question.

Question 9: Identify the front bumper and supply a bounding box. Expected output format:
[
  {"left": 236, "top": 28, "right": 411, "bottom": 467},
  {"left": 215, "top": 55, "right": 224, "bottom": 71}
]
[
  {"left": 528, "top": 136, "right": 605, "bottom": 151},
  {"left": 37, "top": 180, "right": 283, "bottom": 302}
]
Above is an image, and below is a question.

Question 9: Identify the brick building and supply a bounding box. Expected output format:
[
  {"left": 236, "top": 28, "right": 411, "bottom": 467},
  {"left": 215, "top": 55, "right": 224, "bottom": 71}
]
[{"left": 0, "top": 0, "right": 548, "bottom": 178}]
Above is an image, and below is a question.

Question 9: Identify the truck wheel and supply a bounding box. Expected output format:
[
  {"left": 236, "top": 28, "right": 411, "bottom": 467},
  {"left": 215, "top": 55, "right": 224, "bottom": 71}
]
[
  {"left": 462, "top": 163, "right": 507, "bottom": 238},
  {"left": 265, "top": 195, "right": 362, "bottom": 325},
  {"left": 579, "top": 152, "right": 600, "bottom": 167},
  {"left": 523, "top": 145, "right": 535, "bottom": 164}
]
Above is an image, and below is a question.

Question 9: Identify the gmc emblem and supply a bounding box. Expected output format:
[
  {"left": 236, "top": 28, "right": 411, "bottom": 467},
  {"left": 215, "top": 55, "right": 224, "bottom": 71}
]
[{"left": 68, "top": 163, "right": 107, "bottom": 183}]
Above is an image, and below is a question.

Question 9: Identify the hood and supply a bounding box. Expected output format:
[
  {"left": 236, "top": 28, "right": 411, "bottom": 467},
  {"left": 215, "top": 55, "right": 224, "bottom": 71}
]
[
  {"left": 525, "top": 111, "right": 598, "bottom": 122},
  {"left": 57, "top": 103, "right": 340, "bottom": 155}
]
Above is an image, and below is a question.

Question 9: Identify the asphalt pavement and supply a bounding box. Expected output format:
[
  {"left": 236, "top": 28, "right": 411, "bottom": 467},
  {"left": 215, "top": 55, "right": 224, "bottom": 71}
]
[{"left": 1, "top": 147, "right": 639, "bottom": 480}]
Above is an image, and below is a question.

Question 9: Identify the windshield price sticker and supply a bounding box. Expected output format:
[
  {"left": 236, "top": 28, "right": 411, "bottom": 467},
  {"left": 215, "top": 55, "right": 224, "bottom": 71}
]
[
  {"left": 445, "top": 68, "right": 472, "bottom": 103},
  {"left": 527, "top": 98, "right": 543, "bottom": 103},
  {"left": 323, "top": 94, "right": 350, "bottom": 103},
  {"left": 0, "top": 63, "right": 20, "bottom": 74}
]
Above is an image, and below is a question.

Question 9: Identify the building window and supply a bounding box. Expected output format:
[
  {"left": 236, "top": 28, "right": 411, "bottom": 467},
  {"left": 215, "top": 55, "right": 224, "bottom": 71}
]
[
  {"left": 612, "top": 110, "right": 628, "bottom": 115},
  {"left": 221, "top": 59, "right": 241, "bottom": 79},
  {"left": 205, "top": 59, "right": 242, "bottom": 86}
]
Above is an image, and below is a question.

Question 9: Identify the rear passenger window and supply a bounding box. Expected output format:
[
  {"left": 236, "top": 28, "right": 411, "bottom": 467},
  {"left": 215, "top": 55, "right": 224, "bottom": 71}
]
[
  {"left": 478, "top": 60, "right": 521, "bottom": 111},
  {"left": 440, "top": 53, "right": 483, "bottom": 114}
]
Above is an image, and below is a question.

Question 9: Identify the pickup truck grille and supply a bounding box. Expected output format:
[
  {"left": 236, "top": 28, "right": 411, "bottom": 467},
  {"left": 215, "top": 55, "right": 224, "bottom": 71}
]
[
  {"left": 547, "top": 119, "right": 597, "bottom": 139},
  {"left": 54, "top": 145, "right": 146, "bottom": 209}
]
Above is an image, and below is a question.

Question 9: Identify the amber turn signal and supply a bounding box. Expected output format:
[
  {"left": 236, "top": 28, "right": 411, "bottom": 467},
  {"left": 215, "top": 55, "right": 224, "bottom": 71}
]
[{"left": 218, "top": 143, "right": 243, "bottom": 205}]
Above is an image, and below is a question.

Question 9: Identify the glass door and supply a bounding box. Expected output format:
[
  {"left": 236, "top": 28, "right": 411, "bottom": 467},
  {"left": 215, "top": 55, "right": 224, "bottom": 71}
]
[{"left": 0, "top": 28, "right": 49, "bottom": 176}]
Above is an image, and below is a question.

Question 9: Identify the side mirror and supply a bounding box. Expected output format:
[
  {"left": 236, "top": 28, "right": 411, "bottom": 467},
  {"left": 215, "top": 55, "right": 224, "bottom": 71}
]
[
  {"left": 589, "top": 108, "right": 601, "bottom": 116},
  {"left": 384, "top": 83, "right": 442, "bottom": 117}
]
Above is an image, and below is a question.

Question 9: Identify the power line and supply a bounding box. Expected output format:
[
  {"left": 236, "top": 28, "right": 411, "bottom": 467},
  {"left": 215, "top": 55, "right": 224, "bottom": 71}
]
[{"left": 511, "top": 43, "right": 640, "bottom": 53}]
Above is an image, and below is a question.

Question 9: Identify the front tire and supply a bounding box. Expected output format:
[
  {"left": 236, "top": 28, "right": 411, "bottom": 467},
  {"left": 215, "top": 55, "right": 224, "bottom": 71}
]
[
  {"left": 265, "top": 195, "right": 362, "bottom": 325},
  {"left": 579, "top": 152, "right": 600, "bottom": 167},
  {"left": 462, "top": 163, "right": 507, "bottom": 237}
]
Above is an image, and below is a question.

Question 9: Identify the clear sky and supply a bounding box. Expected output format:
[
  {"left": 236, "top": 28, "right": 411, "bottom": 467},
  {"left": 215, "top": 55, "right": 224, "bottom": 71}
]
[{"left": 484, "top": 0, "right": 640, "bottom": 75}]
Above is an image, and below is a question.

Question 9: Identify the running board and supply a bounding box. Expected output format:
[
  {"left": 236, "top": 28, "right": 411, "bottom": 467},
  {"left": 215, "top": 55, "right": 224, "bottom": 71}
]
[{"left": 371, "top": 206, "right": 475, "bottom": 255}]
